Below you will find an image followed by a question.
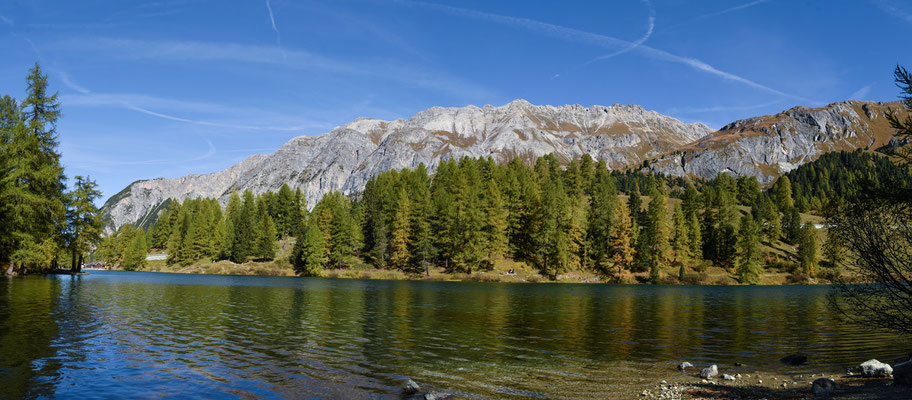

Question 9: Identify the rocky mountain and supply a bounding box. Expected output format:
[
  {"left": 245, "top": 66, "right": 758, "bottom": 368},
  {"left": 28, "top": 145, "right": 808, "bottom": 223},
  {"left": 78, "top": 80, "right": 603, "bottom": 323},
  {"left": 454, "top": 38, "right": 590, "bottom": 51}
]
[
  {"left": 101, "top": 99, "right": 905, "bottom": 233},
  {"left": 101, "top": 100, "right": 712, "bottom": 232},
  {"left": 647, "top": 100, "right": 902, "bottom": 183}
]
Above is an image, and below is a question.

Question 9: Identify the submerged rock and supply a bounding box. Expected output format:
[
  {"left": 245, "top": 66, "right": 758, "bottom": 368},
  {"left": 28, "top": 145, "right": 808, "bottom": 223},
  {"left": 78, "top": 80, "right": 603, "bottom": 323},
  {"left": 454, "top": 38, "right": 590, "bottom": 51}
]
[
  {"left": 424, "top": 391, "right": 450, "bottom": 400},
  {"left": 404, "top": 378, "right": 421, "bottom": 394},
  {"left": 700, "top": 365, "right": 718, "bottom": 379},
  {"left": 811, "top": 377, "right": 837, "bottom": 396},
  {"left": 859, "top": 359, "right": 893, "bottom": 377},
  {"left": 780, "top": 354, "right": 808, "bottom": 365},
  {"left": 678, "top": 362, "right": 694, "bottom": 371},
  {"left": 892, "top": 360, "right": 911, "bottom": 386}
]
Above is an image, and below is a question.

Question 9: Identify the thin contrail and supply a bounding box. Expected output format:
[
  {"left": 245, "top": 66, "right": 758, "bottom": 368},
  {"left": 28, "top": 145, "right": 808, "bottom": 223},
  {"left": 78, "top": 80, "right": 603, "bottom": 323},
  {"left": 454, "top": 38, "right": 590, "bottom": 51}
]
[
  {"left": 58, "top": 71, "right": 315, "bottom": 131},
  {"left": 581, "top": 0, "right": 655, "bottom": 66},
  {"left": 265, "top": 0, "right": 287, "bottom": 61},
  {"left": 662, "top": 0, "right": 771, "bottom": 32},
  {"left": 402, "top": 0, "right": 806, "bottom": 101}
]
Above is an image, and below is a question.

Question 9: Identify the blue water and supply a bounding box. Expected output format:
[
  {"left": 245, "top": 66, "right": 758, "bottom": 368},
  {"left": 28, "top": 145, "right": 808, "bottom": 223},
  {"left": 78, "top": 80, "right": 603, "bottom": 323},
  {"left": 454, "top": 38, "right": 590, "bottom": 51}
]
[{"left": 1, "top": 271, "right": 907, "bottom": 399}]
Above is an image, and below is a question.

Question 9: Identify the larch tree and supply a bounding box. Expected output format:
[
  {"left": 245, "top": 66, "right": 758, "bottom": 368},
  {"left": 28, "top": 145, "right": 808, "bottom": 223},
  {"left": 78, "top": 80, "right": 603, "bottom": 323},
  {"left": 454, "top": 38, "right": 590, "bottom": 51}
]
[
  {"left": 389, "top": 189, "right": 412, "bottom": 271},
  {"left": 775, "top": 175, "right": 795, "bottom": 210},
  {"left": 798, "top": 223, "right": 819, "bottom": 278},
  {"left": 671, "top": 203, "right": 689, "bottom": 280},
  {"left": 609, "top": 199, "right": 634, "bottom": 278},
  {"left": 482, "top": 178, "right": 509, "bottom": 265},
  {"left": 2, "top": 63, "right": 67, "bottom": 274},
  {"left": 645, "top": 185, "right": 670, "bottom": 283},
  {"left": 736, "top": 214, "right": 763, "bottom": 284}
]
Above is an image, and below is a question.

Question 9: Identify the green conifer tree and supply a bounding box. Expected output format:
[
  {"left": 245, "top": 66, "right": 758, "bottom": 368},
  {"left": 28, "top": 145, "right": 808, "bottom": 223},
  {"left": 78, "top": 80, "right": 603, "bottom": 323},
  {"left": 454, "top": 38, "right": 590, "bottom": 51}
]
[
  {"left": 123, "top": 229, "right": 147, "bottom": 271},
  {"left": 254, "top": 214, "right": 278, "bottom": 261},
  {"left": 66, "top": 176, "right": 102, "bottom": 272},
  {"left": 292, "top": 224, "right": 325, "bottom": 276}
]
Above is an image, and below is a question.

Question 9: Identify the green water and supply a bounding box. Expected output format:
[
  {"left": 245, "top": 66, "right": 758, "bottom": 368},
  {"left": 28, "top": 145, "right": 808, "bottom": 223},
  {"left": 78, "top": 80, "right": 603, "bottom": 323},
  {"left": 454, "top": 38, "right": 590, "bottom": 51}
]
[{"left": 0, "top": 271, "right": 907, "bottom": 399}]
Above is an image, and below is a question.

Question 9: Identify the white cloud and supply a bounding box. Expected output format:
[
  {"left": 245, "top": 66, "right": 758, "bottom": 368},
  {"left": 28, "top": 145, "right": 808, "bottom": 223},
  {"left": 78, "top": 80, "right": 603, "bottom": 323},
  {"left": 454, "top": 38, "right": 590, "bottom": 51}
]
[
  {"left": 55, "top": 37, "right": 494, "bottom": 100},
  {"left": 871, "top": 0, "right": 912, "bottom": 24},
  {"left": 665, "top": 99, "right": 787, "bottom": 115}
]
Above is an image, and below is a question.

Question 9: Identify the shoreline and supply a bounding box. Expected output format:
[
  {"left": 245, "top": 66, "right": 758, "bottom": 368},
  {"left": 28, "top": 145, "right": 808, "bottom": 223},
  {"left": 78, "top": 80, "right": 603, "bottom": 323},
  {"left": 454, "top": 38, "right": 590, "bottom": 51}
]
[
  {"left": 84, "top": 265, "right": 843, "bottom": 286},
  {"left": 646, "top": 364, "right": 907, "bottom": 399}
]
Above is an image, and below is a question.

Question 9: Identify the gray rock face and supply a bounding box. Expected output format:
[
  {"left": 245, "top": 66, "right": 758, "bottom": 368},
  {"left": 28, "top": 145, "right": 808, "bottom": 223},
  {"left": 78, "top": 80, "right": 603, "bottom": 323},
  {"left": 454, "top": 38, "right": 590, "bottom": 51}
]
[
  {"left": 859, "top": 359, "right": 893, "bottom": 377},
  {"left": 700, "top": 365, "right": 718, "bottom": 379},
  {"left": 649, "top": 100, "right": 902, "bottom": 183},
  {"left": 101, "top": 100, "right": 710, "bottom": 232}
]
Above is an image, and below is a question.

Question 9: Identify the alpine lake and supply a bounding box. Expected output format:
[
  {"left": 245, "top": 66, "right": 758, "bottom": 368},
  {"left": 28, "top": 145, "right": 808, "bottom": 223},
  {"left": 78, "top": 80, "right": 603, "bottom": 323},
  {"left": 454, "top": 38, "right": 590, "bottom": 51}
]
[{"left": 1, "top": 271, "right": 907, "bottom": 399}]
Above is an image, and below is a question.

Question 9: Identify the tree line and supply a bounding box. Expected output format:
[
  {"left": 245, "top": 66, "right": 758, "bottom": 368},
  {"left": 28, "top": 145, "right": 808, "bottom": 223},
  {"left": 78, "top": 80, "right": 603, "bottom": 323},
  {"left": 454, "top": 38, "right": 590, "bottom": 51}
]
[
  {"left": 130, "top": 149, "right": 892, "bottom": 284},
  {"left": 357, "top": 154, "right": 825, "bottom": 283},
  {"left": 0, "top": 63, "right": 102, "bottom": 275}
]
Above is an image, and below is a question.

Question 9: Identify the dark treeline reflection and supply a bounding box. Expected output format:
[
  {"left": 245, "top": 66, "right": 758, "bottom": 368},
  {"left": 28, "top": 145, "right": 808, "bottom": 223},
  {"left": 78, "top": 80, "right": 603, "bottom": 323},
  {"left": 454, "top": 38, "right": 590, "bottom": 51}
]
[{"left": 0, "top": 272, "right": 908, "bottom": 399}]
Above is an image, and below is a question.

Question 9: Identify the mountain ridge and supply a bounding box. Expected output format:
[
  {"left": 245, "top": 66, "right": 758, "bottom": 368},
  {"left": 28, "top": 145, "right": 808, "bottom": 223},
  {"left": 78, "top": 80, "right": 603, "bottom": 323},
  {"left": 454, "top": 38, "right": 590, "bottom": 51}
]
[{"left": 100, "top": 99, "right": 901, "bottom": 233}]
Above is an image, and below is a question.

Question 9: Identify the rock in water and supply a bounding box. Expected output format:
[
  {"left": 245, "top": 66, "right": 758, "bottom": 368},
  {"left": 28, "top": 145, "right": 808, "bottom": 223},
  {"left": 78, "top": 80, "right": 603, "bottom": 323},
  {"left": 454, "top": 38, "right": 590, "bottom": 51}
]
[
  {"left": 780, "top": 354, "right": 808, "bottom": 365},
  {"left": 404, "top": 379, "right": 421, "bottom": 394},
  {"left": 700, "top": 365, "right": 719, "bottom": 379},
  {"left": 424, "top": 391, "right": 449, "bottom": 400},
  {"left": 678, "top": 362, "right": 694, "bottom": 371},
  {"left": 859, "top": 359, "right": 893, "bottom": 377},
  {"left": 811, "top": 378, "right": 837, "bottom": 396},
  {"left": 894, "top": 360, "right": 912, "bottom": 386}
]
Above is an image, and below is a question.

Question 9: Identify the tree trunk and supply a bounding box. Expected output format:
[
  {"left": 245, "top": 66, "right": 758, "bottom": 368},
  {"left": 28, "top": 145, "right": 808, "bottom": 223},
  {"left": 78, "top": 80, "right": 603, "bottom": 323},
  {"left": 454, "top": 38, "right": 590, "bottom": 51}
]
[
  {"left": 76, "top": 254, "right": 83, "bottom": 273},
  {"left": 71, "top": 250, "right": 78, "bottom": 273},
  {"left": 5, "top": 262, "right": 15, "bottom": 277}
]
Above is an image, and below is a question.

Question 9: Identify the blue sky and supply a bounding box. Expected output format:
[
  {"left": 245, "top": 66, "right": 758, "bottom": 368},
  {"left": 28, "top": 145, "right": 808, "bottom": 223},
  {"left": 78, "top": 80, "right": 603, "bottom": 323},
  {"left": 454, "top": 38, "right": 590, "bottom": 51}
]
[{"left": 1, "top": 0, "right": 910, "bottom": 203}]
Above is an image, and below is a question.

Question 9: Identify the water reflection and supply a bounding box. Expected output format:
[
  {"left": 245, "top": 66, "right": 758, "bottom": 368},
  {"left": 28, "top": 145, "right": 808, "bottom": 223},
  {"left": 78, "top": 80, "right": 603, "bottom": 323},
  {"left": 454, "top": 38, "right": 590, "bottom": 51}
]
[{"left": 0, "top": 272, "right": 909, "bottom": 399}]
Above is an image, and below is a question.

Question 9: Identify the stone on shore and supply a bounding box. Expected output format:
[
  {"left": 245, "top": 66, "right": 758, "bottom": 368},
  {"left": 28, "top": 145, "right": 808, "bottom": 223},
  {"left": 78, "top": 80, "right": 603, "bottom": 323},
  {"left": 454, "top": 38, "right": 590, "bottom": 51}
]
[
  {"left": 678, "top": 362, "right": 694, "bottom": 371},
  {"left": 780, "top": 354, "right": 808, "bottom": 365},
  {"left": 893, "top": 359, "right": 912, "bottom": 386},
  {"left": 811, "top": 378, "right": 837, "bottom": 397},
  {"left": 722, "top": 374, "right": 736, "bottom": 381},
  {"left": 859, "top": 359, "right": 893, "bottom": 377},
  {"left": 700, "top": 365, "right": 718, "bottom": 379}
]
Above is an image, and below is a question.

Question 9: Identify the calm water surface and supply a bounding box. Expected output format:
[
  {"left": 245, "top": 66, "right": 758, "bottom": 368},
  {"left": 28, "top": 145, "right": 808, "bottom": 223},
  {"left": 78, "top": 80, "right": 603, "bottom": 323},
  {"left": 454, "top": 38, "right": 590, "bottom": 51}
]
[{"left": 1, "top": 271, "right": 908, "bottom": 399}]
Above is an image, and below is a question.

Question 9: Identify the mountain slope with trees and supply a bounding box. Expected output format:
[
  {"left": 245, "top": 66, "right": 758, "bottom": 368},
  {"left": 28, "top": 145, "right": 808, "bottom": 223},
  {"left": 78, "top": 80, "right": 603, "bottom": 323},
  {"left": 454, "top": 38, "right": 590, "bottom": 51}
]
[{"left": 102, "top": 99, "right": 906, "bottom": 235}]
